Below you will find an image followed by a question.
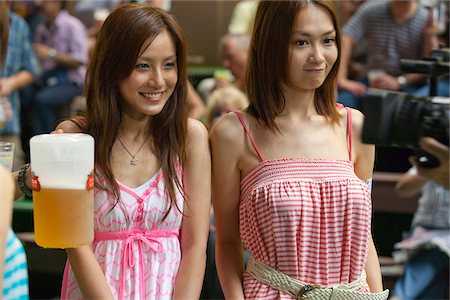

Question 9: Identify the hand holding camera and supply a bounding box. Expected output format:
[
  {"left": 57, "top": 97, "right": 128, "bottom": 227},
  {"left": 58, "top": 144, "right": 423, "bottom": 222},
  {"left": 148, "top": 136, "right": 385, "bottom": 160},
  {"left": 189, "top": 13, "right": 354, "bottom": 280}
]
[{"left": 410, "top": 137, "right": 449, "bottom": 188}]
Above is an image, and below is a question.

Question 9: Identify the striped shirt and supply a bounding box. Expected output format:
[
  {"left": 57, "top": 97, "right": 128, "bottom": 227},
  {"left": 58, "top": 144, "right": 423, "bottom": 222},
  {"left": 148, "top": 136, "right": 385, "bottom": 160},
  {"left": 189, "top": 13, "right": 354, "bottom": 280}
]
[
  {"left": 34, "top": 10, "right": 88, "bottom": 86},
  {"left": 0, "top": 12, "right": 39, "bottom": 135},
  {"left": 2, "top": 229, "right": 28, "bottom": 300},
  {"left": 343, "top": 0, "right": 428, "bottom": 76},
  {"left": 409, "top": 167, "right": 450, "bottom": 229}
]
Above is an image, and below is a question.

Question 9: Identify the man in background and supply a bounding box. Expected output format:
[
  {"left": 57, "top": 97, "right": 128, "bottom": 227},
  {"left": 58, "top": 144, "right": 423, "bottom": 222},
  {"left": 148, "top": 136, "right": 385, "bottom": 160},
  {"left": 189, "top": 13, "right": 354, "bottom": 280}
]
[
  {"left": 20, "top": 0, "right": 88, "bottom": 162},
  {"left": 0, "top": 1, "right": 39, "bottom": 170},
  {"left": 197, "top": 33, "right": 250, "bottom": 102},
  {"left": 337, "top": 0, "right": 440, "bottom": 110}
]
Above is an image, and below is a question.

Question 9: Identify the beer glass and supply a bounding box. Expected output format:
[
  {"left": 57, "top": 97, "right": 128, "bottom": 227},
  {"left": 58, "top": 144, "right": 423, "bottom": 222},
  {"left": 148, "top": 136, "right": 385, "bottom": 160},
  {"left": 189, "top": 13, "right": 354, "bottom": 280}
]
[
  {"left": 0, "top": 141, "right": 14, "bottom": 171},
  {"left": 30, "top": 134, "right": 94, "bottom": 248}
]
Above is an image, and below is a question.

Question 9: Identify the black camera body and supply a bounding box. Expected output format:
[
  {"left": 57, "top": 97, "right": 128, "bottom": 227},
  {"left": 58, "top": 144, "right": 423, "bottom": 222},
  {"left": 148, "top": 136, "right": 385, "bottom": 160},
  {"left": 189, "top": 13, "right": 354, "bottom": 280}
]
[
  {"left": 362, "top": 49, "right": 450, "bottom": 168},
  {"left": 362, "top": 89, "right": 449, "bottom": 168}
]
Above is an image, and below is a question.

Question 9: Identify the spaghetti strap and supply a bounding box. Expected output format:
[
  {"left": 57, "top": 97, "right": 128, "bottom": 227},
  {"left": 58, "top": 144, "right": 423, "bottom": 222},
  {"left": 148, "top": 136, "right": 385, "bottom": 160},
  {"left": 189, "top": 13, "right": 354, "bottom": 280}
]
[
  {"left": 235, "top": 111, "right": 264, "bottom": 162},
  {"left": 336, "top": 103, "right": 352, "bottom": 161},
  {"left": 346, "top": 107, "right": 353, "bottom": 161}
]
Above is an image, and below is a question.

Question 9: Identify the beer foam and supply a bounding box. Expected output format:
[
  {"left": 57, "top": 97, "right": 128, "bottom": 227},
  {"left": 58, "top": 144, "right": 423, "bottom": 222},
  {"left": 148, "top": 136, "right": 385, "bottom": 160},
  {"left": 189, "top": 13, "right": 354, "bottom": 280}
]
[{"left": 30, "top": 134, "right": 94, "bottom": 189}]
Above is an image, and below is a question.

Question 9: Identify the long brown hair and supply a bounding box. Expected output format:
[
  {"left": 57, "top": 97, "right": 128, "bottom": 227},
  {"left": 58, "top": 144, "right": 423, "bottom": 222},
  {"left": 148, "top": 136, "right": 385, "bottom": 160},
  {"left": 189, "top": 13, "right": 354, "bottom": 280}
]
[
  {"left": 0, "top": 1, "right": 8, "bottom": 66},
  {"left": 246, "top": 0, "right": 341, "bottom": 130},
  {"left": 84, "top": 3, "right": 188, "bottom": 214}
]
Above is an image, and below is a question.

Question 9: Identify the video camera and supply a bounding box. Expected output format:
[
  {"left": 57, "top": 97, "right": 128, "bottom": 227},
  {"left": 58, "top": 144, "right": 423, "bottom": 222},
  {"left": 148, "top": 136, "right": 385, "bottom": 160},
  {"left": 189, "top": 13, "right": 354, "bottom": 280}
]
[
  {"left": 362, "top": 49, "right": 450, "bottom": 168},
  {"left": 362, "top": 89, "right": 449, "bottom": 168}
]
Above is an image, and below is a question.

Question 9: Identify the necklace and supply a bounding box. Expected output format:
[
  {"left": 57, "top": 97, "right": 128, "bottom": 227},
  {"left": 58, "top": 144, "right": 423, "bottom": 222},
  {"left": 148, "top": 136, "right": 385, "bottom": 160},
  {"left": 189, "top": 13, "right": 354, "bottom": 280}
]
[{"left": 117, "top": 135, "right": 148, "bottom": 166}]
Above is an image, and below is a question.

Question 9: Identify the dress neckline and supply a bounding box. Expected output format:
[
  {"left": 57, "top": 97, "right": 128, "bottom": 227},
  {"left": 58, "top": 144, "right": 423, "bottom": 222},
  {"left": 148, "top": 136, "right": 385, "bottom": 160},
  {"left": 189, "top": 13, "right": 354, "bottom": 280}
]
[
  {"left": 116, "top": 168, "right": 162, "bottom": 192},
  {"left": 240, "top": 157, "right": 352, "bottom": 184}
]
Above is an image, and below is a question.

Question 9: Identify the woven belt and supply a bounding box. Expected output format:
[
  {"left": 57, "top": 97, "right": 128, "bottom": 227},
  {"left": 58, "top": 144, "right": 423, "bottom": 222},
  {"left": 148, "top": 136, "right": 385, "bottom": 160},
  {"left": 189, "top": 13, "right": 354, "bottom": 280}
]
[{"left": 246, "top": 257, "right": 389, "bottom": 300}]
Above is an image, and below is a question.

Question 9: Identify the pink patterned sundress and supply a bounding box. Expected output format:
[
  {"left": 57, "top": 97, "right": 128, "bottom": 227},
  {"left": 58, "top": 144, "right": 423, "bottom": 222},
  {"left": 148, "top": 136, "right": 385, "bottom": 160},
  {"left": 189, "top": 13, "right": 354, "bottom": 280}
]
[
  {"left": 61, "top": 167, "right": 183, "bottom": 300},
  {"left": 235, "top": 109, "right": 372, "bottom": 299}
]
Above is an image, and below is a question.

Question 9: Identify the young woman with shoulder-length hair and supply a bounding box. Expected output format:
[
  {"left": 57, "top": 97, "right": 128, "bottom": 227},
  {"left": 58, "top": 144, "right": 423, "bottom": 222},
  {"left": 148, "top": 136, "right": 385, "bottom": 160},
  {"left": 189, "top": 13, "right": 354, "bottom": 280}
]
[
  {"left": 211, "top": 1, "right": 388, "bottom": 299},
  {"left": 246, "top": 0, "right": 341, "bottom": 129}
]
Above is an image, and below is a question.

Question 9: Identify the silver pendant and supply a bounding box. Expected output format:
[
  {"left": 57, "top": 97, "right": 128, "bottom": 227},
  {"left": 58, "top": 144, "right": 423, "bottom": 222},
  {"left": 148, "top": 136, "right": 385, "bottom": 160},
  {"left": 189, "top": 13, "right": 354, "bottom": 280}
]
[{"left": 130, "top": 158, "right": 138, "bottom": 165}]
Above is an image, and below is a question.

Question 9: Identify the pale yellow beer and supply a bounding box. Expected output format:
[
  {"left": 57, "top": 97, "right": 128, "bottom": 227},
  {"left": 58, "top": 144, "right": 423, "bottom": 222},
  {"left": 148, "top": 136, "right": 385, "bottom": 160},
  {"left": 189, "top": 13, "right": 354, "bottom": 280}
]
[
  {"left": 33, "top": 188, "right": 94, "bottom": 248},
  {"left": 30, "top": 133, "right": 95, "bottom": 249}
]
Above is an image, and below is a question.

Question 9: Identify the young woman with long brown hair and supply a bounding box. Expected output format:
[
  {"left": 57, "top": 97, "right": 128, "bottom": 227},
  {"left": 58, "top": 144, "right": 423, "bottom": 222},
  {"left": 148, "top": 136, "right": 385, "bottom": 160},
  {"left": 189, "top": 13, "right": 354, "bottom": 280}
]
[{"left": 51, "top": 4, "right": 210, "bottom": 299}]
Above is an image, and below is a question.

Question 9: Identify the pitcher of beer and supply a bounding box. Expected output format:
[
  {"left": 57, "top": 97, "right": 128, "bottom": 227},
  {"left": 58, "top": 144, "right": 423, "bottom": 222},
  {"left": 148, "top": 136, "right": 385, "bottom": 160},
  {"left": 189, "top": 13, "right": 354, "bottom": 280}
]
[{"left": 30, "top": 134, "right": 94, "bottom": 248}]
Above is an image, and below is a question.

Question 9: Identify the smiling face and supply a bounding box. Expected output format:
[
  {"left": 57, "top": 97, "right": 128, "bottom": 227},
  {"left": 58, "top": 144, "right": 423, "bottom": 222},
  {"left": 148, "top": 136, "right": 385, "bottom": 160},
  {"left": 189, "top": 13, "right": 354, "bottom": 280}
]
[
  {"left": 118, "top": 30, "right": 178, "bottom": 118},
  {"left": 286, "top": 4, "right": 338, "bottom": 92}
]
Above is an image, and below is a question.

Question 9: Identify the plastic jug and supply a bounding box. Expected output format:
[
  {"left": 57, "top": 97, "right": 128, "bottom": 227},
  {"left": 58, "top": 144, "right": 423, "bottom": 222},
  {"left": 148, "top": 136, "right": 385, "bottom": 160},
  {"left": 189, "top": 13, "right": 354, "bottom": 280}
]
[{"left": 30, "top": 134, "right": 95, "bottom": 248}]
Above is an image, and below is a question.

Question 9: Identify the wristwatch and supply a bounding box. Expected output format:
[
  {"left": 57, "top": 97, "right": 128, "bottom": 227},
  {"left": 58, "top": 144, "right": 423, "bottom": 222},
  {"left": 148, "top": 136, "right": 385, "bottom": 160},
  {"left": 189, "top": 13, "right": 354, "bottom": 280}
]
[
  {"left": 48, "top": 48, "right": 57, "bottom": 60},
  {"left": 397, "top": 75, "right": 407, "bottom": 87}
]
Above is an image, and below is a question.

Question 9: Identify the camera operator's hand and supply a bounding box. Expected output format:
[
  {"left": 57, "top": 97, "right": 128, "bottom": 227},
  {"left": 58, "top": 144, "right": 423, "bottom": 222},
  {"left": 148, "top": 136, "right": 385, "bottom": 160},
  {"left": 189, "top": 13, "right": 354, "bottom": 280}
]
[
  {"left": 409, "top": 137, "right": 449, "bottom": 189},
  {"left": 337, "top": 78, "right": 366, "bottom": 96}
]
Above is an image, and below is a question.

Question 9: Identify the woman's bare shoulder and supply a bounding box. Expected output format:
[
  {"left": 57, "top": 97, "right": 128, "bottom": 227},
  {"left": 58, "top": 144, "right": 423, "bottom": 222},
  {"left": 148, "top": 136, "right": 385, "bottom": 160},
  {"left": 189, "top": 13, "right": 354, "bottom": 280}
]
[
  {"left": 209, "top": 111, "right": 247, "bottom": 143},
  {"left": 338, "top": 106, "right": 364, "bottom": 132},
  {"left": 187, "top": 118, "right": 209, "bottom": 144}
]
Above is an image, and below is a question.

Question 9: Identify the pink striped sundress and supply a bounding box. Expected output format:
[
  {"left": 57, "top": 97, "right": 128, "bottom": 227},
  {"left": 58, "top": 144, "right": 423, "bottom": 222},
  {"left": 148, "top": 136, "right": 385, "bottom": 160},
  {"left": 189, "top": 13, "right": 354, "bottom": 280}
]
[
  {"left": 235, "top": 110, "right": 372, "bottom": 299},
  {"left": 61, "top": 167, "right": 183, "bottom": 300}
]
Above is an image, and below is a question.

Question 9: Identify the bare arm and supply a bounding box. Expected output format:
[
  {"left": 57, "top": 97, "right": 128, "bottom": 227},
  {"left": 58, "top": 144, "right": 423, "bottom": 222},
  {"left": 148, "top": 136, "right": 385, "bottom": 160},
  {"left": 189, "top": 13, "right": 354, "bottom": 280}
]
[
  {"left": 352, "top": 109, "right": 375, "bottom": 182},
  {"left": 56, "top": 119, "right": 113, "bottom": 299},
  {"left": 33, "top": 43, "right": 83, "bottom": 70},
  {"left": 352, "top": 109, "right": 383, "bottom": 292},
  {"left": 422, "top": 8, "right": 439, "bottom": 57},
  {"left": 373, "top": 73, "right": 427, "bottom": 91},
  {"left": 365, "top": 233, "right": 383, "bottom": 293},
  {"left": 56, "top": 120, "right": 112, "bottom": 298},
  {"left": 11, "top": 119, "right": 112, "bottom": 298},
  {"left": 337, "top": 34, "right": 353, "bottom": 84},
  {"left": 0, "top": 167, "right": 14, "bottom": 290},
  {"left": 210, "top": 114, "right": 245, "bottom": 299},
  {"left": 372, "top": 10, "right": 437, "bottom": 91},
  {"left": 65, "top": 246, "right": 113, "bottom": 299},
  {"left": 409, "top": 137, "right": 449, "bottom": 189},
  {"left": 173, "top": 119, "right": 211, "bottom": 299},
  {"left": 0, "top": 71, "right": 34, "bottom": 97},
  {"left": 395, "top": 169, "right": 426, "bottom": 198},
  {"left": 337, "top": 34, "right": 366, "bottom": 96}
]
